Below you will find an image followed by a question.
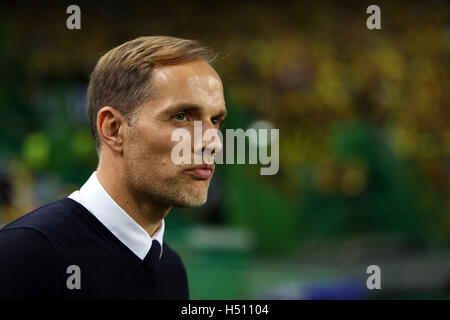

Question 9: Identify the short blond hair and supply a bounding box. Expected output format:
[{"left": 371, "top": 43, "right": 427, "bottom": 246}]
[{"left": 87, "top": 36, "right": 216, "bottom": 151}]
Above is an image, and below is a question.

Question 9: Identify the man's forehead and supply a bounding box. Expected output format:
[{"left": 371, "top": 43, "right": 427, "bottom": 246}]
[
  {"left": 152, "top": 61, "right": 223, "bottom": 90},
  {"left": 150, "top": 61, "right": 225, "bottom": 109}
]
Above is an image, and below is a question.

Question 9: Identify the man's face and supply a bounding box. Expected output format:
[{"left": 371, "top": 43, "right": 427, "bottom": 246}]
[{"left": 123, "top": 60, "right": 226, "bottom": 208}]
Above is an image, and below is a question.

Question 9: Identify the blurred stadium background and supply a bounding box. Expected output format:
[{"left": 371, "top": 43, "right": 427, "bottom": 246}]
[{"left": 0, "top": 1, "right": 449, "bottom": 299}]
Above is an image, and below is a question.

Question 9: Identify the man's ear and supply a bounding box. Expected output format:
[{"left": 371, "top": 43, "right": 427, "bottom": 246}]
[{"left": 97, "top": 106, "right": 126, "bottom": 153}]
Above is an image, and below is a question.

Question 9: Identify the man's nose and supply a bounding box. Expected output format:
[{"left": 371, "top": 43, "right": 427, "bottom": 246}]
[
  {"left": 199, "top": 122, "right": 223, "bottom": 157},
  {"left": 202, "top": 130, "right": 222, "bottom": 155}
]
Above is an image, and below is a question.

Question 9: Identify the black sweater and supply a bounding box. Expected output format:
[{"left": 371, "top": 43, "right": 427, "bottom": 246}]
[{"left": 0, "top": 198, "right": 189, "bottom": 300}]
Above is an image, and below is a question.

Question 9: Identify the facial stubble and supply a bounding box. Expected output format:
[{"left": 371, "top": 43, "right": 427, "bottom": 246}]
[{"left": 125, "top": 128, "right": 210, "bottom": 209}]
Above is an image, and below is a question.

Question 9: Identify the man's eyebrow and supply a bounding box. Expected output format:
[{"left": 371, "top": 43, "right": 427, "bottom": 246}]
[
  {"left": 215, "top": 108, "right": 227, "bottom": 119},
  {"left": 164, "top": 102, "right": 227, "bottom": 118}
]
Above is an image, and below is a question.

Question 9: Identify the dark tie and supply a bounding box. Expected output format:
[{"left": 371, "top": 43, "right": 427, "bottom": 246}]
[{"left": 143, "top": 240, "right": 161, "bottom": 272}]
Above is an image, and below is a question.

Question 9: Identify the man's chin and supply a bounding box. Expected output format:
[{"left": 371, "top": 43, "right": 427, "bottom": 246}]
[
  {"left": 171, "top": 188, "right": 209, "bottom": 207},
  {"left": 171, "top": 196, "right": 207, "bottom": 208}
]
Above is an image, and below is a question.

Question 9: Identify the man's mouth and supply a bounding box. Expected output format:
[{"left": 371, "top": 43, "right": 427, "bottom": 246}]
[{"left": 184, "top": 164, "right": 215, "bottom": 179}]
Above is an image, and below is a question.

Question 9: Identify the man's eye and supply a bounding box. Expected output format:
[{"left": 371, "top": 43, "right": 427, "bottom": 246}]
[
  {"left": 174, "top": 113, "right": 187, "bottom": 121},
  {"left": 212, "top": 118, "right": 224, "bottom": 128}
]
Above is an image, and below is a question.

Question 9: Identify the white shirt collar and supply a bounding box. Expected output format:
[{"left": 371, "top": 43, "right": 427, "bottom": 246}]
[{"left": 68, "top": 171, "right": 164, "bottom": 260}]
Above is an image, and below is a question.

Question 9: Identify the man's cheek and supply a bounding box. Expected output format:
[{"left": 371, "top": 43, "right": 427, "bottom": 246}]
[{"left": 143, "top": 133, "right": 175, "bottom": 155}]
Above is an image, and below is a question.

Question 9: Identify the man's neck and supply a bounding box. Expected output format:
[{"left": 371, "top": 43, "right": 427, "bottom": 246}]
[{"left": 96, "top": 162, "right": 170, "bottom": 238}]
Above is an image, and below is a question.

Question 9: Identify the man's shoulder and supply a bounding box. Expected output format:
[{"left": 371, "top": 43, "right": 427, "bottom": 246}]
[
  {"left": 1, "top": 197, "right": 86, "bottom": 236},
  {"left": 159, "top": 242, "right": 189, "bottom": 298},
  {"left": 0, "top": 202, "right": 68, "bottom": 299},
  {"left": 161, "top": 242, "right": 188, "bottom": 272},
  {"left": 162, "top": 242, "right": 182, "bottom": 260}
]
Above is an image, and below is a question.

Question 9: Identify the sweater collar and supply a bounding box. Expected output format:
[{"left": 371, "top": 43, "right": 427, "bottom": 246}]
[{"left": 69, "top": 171, "right": 164, "bottom": 260}]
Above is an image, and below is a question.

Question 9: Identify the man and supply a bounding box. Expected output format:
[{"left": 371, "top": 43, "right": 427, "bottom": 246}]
[{"left": 0, "top": 36, "right": 226, "bottom": 299}]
